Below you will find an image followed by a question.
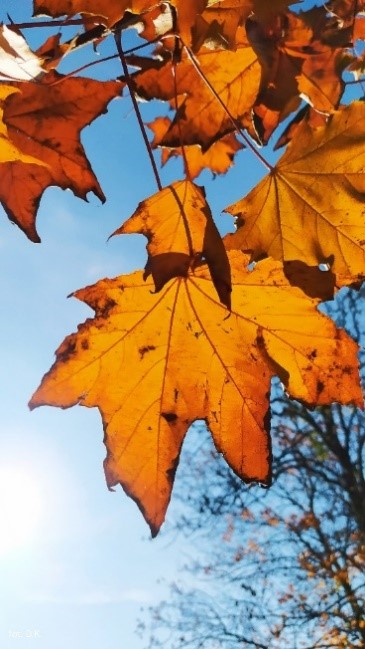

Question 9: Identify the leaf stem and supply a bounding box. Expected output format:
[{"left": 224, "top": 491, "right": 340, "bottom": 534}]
[
  {"left": 8, "top": 18, "right": 84, "bottom": 29},
  {"left": 172, "top": 60, "right": 192, "bottom": 182},
  {"left": 183, "top": 44, "right": 273, "bottom": 173},
  {"left": 114, "top": 29, "right": 163, "bottom": 192},
  {"left": 50, "top": 38, "right": 164, "bottom": 85}
]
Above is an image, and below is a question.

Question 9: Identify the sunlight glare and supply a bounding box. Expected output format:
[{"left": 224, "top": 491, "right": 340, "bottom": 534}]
[{"left": 0, "top": 466, "right": 43, "bottom": 555}]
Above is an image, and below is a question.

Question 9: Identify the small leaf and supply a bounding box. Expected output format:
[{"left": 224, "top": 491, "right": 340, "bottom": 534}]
[
  {"left": 0, "top": 71, "right": 121, "bottom": 241},
  {"left": 113, "top": 180, "right": 232, "bottom": 308},
  {"left": 149, "top": 116, "right": 244, "bottom": 179}
]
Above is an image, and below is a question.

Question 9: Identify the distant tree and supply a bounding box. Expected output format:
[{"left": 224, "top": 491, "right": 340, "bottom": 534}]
[{"left": 140, "top": 289, "right": 365, "bottom": 648}]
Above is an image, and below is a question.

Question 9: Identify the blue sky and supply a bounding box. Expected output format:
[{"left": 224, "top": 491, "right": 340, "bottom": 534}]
[
  {"left": 0, "top": 3, "right": 269, "bottom": 648},
  {"left": 1, "top": 1, "right": 360, "bottom": 647}
]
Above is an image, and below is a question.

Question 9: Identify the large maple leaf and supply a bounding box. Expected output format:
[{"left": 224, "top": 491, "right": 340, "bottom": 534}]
[
  {"left": 0, "top": 71, "right": 121, "bottom": 241},
  {"left": 225, "top": 102, "right": 365, "bottom": 282},
  {"left": 30, "top": 251, "right": 361, "bottom": 535},
  {"left": 129, "top": 44, "right": 260, "bottom": 150}
]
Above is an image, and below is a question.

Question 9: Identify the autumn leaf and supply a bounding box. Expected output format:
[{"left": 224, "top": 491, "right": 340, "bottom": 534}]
[
  {"left": 112, "top": 179, "right": 232, "bottom": 307},
  {"left": 191, "top": 0, "right": 254, "bottom": 51},
  {"left": 0, "top": 71, "right": 121, "bottom": 241},
  {"left": 0, "top": 25, "right": 46, "bottom": 81},
  {"left": 247, "top": 11, "right": 344, "bottom": 143},
  {"left": 0, "top": 86, "right": 47, "bottom": 169},
  {"left": 149, "top": 115, "right": 243, "bottom": 178},
  {"left": 33, "top": 0, "right": 176, "bottom": 28},
  {"left": 225, "top": 102, "right": 365, "bottom": 282},
  {"left": 130, "top": 44, "right": 260, "bottom": 150},
  {"left": 35, "top": 34, "right": 75, "bottom": 70},
  {"left": 327, "top": 0, "right": 365, "bottom": 23},
  {"left": 33, "top": 0, "right": 130, "bottom": 26},
  {"left": 29, "top": 251, "right": 361, "bottom": 535}
]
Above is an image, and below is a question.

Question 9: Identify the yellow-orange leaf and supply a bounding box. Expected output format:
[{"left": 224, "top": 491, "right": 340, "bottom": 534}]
[
  {"left": 225, "top": 102, "right": 365, "bottom": 280},
  {"left": 149, "top": 116, "right": 244, "bottom": 179},
  {"left": 130, "top": 45, "right": 260, "bottom": 150},
  {"left": 0, "top": 72, "right": 121, "bottom": 241},
  {"left": 0, "top": 86, "right": 47, "bottom": 167},
  {"left": 113, "top": 180, "right": 232, "bottom": 307},
  {"left": 29, "top": 252, "right": 361, "bottom": 535}
]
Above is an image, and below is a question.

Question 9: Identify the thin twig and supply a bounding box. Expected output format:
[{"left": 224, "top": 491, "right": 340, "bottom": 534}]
[
  {"left": 8, "top": 18, "right": 84, "bottom": 29},
  {"left": 49, "top": 38, "right": 164, "bottom": 86},
  {"left": 172, "top": 60, "right": 192, "bottom": 181},
  {"left": 114, "top": 29, "right": 162, "bottom": 191}
]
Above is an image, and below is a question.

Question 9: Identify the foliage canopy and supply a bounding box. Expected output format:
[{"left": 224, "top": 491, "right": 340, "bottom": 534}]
[{"left": 1, "top": 0, "right": 364, "bottom": 534}]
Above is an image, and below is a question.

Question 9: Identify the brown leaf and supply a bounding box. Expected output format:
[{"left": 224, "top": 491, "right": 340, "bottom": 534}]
[
  {"left": 112, "top": 180, "right": 232, "bottom": 308},
  {"left": 191, "top": 0, "right": 254, "bottom": 51},
  {"left": 35, "top": 34, "right": 74, "bottom": 70},
  {"left": 247, "top": 11, "right": 344, "bottom": 143},
  {"left": 29, "top": 251, "right": 361, "bottom": 535},
  {"left": 225, "top": 102, "right": 365, "bottom": 282},
  {"left": 283, "top": 260, "right": 336, "bottom": 301},
  {"left": 33, "top": 0, "right": 132, "bottom": 26},
  {"left": 0, "top": 71, "right": 121, "bottom": 241},
  {"left": 274, "top": 104, "right": 327, "bottom": 150}
]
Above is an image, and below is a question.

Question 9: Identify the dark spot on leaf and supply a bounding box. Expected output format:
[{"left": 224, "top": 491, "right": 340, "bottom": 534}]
[
  {"left": 161, "top": 412, "right": 177, "bottom": 423},
  {"left": 138, "top": 344, "right": 156, "bottom": 359},
  {"left": 100, "top": 298, "right": 117, "bottom": 317}
]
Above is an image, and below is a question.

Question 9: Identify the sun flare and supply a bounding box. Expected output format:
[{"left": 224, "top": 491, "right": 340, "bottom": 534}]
[{"left": 0, "top": 466, "right": 43, "bottom": 555}]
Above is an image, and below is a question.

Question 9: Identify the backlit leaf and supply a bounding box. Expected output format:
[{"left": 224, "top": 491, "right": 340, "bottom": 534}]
[
  {"left": 247, "top": 11, "right": 344, "bottom": 143},
  {"left": 225, "top": 102, "right": 365, "bottom": 281},
  {"left": 149, "top": 116, "right": 244, "bottom": 178},
  {"left": 130, "top": 45, "right": 261, "bottom": 150},
  {"left": 0, "top": 72, "right": 121, "bottom": 241},
  {"left": 30, "top": 251, "right": 361, "bottom": 535},
  {"left": 0, "top": 25, "right": 46, "bottom": 81},
  {"left": 113, "top": 179, "right": 232, "bottom": 307}
]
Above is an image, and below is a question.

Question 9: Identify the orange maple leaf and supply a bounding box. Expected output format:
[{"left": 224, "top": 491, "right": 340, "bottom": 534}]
[
  {"left": 129, "top": 44, "right": 260, "bottom": 150},
  {"left": 0, "top": 71, "right": 121, "bottom": 241},
  {"left": 225, "top": 101, "right": 365, "bottom": 282},
  {"left": 29, "top": 251, "right": 361, "bottom": 535},
  {"left": 148, "top": 116, "right": 244, "bottom": 179},
  {"left": 112, "top": 179, "right": 232, "bottom": 308}
]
